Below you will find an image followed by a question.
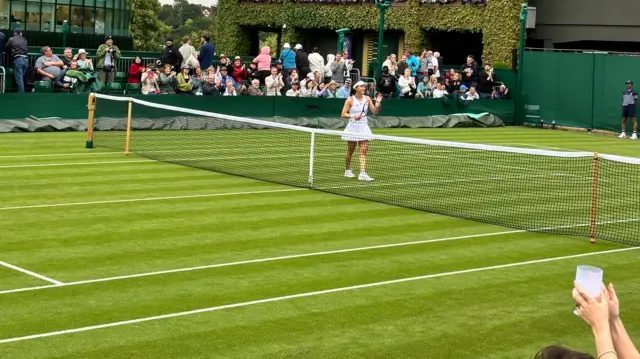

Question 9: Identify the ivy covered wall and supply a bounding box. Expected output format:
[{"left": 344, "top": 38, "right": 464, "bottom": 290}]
[{"left": 217, "top": 0, "right": 523, "bottom": 67}]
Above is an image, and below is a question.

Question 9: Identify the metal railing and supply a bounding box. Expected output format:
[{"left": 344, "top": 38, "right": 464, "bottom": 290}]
[{"left": 360, "top": 76, "right": 377, "bottom": 97}]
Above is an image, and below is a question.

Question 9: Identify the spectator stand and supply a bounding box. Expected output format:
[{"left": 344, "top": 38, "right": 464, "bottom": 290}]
[{"left": 360, "top": 76, "right": 377, "bottom": 97}]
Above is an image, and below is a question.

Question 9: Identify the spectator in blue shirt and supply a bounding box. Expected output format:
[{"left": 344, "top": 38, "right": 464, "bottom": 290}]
[
  {"left": 619, "top": 80, "right": 638, "bottom": 139},
  {"left": 279, "top": 43, "right": 296, "bottom": 74},
  {"left": 198, "top": 35, "right": 214, "bottom": 70},
  {"left": 405, "top": 50, "right": 420, "bottom": 77},
  {"left": 339, "top": 78, "right": 352, "bottom": 98}
]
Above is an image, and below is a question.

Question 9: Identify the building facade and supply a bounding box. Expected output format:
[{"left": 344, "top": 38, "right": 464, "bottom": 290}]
[{"left": 0, "top": 0, "right": 129, "bottom": 39}]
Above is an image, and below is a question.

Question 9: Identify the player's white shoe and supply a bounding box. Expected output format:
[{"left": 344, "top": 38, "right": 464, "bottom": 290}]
[
  {"left": 358, "top": 172, "right": 374, "bottom": 182},
  {"left": 344, "top": 169, "right": 356, "bottom": 178},
  {"left": 632, "top": 133, "right": 638, "bottom": 140},
  {"left": 618, "top": 132, "right": 627, "bottom": 139}
]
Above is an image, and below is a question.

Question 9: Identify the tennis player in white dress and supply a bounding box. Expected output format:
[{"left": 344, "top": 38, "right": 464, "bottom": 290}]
[{"left": 341, "top": 80, "right": 383, "bottom": 181}]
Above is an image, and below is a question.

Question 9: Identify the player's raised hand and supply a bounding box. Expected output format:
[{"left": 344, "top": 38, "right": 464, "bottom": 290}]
[{"left": 375, "top": 92, "right": 383, "bottom": 104}]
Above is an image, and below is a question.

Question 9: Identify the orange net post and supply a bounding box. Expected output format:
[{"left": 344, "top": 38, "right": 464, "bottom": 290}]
[
  {"left": 86, "top": 93, "right": 96, "bottom": 148},
  {"left": 589, "top": 153, "right": 599, "bottom": 244},
  {"left": 124, "top": 98, "right": 133, "bottom": 155}
]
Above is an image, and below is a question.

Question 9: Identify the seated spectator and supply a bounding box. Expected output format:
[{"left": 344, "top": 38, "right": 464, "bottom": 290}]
[
  {"left": 61, "top": 47, "right": 74, "bottom": 68},
  {"left": 97, "top": 36, "right": 121, "bottom": 85},
  {"left": 179, "top": 36, "right": 199, "bottom": 69},
  {"left": 326, "top": 81, "right": 342, "bottom": 98},
  {"left": 416, "top": 76, "right": 431, "bottom": 99},
  {"left": 477, "top": 62, "right": 495, "bottom": 98},
  {"left": 55, "top": 60, "right": 79, "bottom": 90},
  {"left": 324, "top": 54, "right": 335, "bottom": 83},
  {"left": 302, "top": 80, "right": 316, "bottom": 97},
  {"left": 432, "top": 82, "right": 449, "bottom": 98},
  {"left": 492, "top": 84, "right": 509, "bottom": 99},
  {"left": 254, "top": 46, "right": 272, "bottom": 84},
  {"left": 339, "top": 78, "right": 352, "bottom": 98},
  {"left": 313, "top": 70, "right": 323, "bottom": 86},
  {"left": 301, "top": 72, "right": 314, "bottom": 89},
  {"left": 450, "top": 73, "right": 462, "bottom": 92},
  {"left": 286, "top": 81, "right": 301, "bottom": 97},
  {"left": 382, "top": 54, "right": 398, "bottom": 77},
  {"left": 128, "top": 56, "right": 144, "bottom": 83},
  {"left": 285, "top": 69, "right": 299, "bottom": 93},
  {"left": 202, "top": 74, "right": 220, "bottom": 96},
  {"left": 467, "top": 86, "right": 480, "bottom": 100},
  {"left": 316, "top": 82, "right": 327, "bottom": 98},
  {"left": 218, "top": 66, "right": 236, "bottom": 88},
  {"left": 141, "top": 64, "right": 160, "bottom": 95},
  {"left": 330, "top": 53, "right": 347, "bottom": 85},
  {"left": 445, "top": 68, "right": 456, "bottom": 82},
  {"left": 279, "top": 43, "right": 296, "bottom": 74},
  {"left": 35, "top": 46, "right": 64, "bottom": 82},
  {"left": 217, "top": 54, "right": 231, "bottom": 69},
  {"left": 264, "top": 67, "right": 284, "bottom": 96},
  {"left": 247, "top": 79, "right": 263, "bottom": 96},
  {"left": 378, "top": 66, "right": 397, "bottom": 98},
  {"left": 159, "top": 64, "right": 177, "bottom": 94},
  {"left": 418, "top": 74, "right": 439, "bottom": 98},
  {"left": 230, "top": 56, "right": 247, "bottom": 84},
  {"left": 175, "top": 64, "right": 193, "bottom": 94},
  {"left": 223, "top": 80, "right": 237, "bottom": 96},
  {"left": 459, "top": 85, "right": 469, "bottom": 99},
  {"left": 398, "top": 68, "right": 416, "bottom": 98},
  {"left": 75, "top": 49, "right": 93, "bottom": 70},
  {"left": 460, "top": 55, "right": 478, "bottom": 88},
  {"left": 191, "top": 67, "right": 204, "bottom": 95}
]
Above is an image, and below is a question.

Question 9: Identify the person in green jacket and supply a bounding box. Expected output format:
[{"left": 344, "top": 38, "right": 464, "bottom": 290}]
[{"left": 96, "top": 36, "right": 121, "bottom": 85}]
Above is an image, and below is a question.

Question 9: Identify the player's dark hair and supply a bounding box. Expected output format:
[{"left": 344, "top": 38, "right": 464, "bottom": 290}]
[{"left": 533, "top": 346, "right": 594, "bottom": 359}]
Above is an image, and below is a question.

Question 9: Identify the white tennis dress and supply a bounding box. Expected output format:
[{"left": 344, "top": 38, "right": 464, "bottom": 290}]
[{"left": 341, "top": 95, "right": 373, "bottom": 142}]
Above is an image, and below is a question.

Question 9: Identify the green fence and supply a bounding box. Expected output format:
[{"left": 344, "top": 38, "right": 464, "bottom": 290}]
[
  {"left": 0, "top": 93, "right": 515, "bottom": 123},
  {"left": 521, "top": 50, "right": 640, "bottom": 132}
]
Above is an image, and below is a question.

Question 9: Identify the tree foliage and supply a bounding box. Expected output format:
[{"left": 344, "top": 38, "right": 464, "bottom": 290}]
[
  {"left": 129, "top": 0, "right": 172, "bottom": 51},
  {"left": 216, "top": 0, "right": 521, "bottom": 66},
  {"left": 156, "top": 0, "right": 217, "bottom": 50}
]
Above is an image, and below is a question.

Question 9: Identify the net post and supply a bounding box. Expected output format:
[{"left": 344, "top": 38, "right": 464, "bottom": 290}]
[
  {"left": 308, "top": 132, "right": 315, "bottom": 186},
  {"left": 124, "top": 98, "right": 133, "bottom": 155},
  {"left": 85, "top": 93, "right": 96, "bottom": 148},
  {"left": 589, "top": 152, "right": 599, "bottom": 244}
]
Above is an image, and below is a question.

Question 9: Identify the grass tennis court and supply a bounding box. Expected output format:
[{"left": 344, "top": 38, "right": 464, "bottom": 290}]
[{"left": 1, "top": 127, "right": 639, "bottom": 358}]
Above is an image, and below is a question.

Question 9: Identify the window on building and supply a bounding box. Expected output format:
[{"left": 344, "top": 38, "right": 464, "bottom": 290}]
[
  {"left": 25, "top": 1, "right": 41, "bottom": 31},
  {"left": 10, "top": 0, "right": 26, "bottom": 28},
  {"left": 54, "top": 4, "right": 70, "bottom": 32},
  {"left": 0, "top": 0, "right": 10, "bottom": 29},
  {"left": 95, "top": 7, "right": 104, "bottom": 34},
  {"left": 83, "top": 6, "right": 94, "bottom": 34},
  {"left": 104, "top": 8, "right": 113, "bottom": 35},
  {"left": 41, "top": 0, "right": 55, "bottom": 32},
  {"left": 69, "top": 5, "right": 82, "bottom": 33}
]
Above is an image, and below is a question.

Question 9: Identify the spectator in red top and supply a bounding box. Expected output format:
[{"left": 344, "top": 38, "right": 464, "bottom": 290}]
[
  {"left": 128, "top": 56, "right": 144, "bottom": 83},
  {"left": 231, "top": 56, "right": 248, "bottom": 84}
]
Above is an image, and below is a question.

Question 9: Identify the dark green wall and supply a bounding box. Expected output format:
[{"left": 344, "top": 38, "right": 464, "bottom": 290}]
[
  {"left": 0, "top": 94, "right": 515, "bottom": 124},
  {"left": 522, "top": 51, "right": 640, "bottom": 132}
]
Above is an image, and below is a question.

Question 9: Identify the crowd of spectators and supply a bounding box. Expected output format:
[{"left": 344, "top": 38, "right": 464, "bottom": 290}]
[
  {"left": 378, "top": 51, "right": 508, "bottom": 101},
  {"left": 2, "top": 30, "right": 508, "bottom": 100}
]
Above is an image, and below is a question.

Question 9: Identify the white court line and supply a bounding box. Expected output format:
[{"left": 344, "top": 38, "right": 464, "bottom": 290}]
[
  {"left": 0, "top": 246, "right": 637, "bottom": 344},
  {"left": 0, "top": 261, "right": 63, "bottom": 285},
  {"left": 0, "top": 229, "right": 525, "bottom": 296},
  {"left": 0, "top": 188, "right": 308, "bottom": 211},
  {"left": 0, "top": 152, "right": 120, "bottom": 159},
  {"left": 0, "top": 160, "right": 156, "bottom": 169},
  {"left": 506, "top": 143, "right": 584, "bottom": 152}
]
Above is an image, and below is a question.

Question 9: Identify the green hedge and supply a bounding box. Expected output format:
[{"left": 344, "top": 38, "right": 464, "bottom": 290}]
[{"left": 216, "top": 0, "right": 522, "bottom": 66}]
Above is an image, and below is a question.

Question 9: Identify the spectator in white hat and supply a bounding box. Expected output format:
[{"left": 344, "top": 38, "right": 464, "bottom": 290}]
[
  {"left": 279, "top": 43, "right": 296, "bottom": 73},
  {"left": 75, "top": 49, "right": 93, "bottom": 70},
  {"left": 294, "top": 44, "right": 310, "bottom": 79}
]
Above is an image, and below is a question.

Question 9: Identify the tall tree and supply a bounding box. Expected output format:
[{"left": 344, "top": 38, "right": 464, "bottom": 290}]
[{"left": 129, "top": 0, "right": 172, "bottom": 51}]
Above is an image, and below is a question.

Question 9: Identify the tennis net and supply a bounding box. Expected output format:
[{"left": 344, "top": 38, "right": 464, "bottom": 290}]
[{"left": 88, "top": 93, "right": 640, "bottom": 246}]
